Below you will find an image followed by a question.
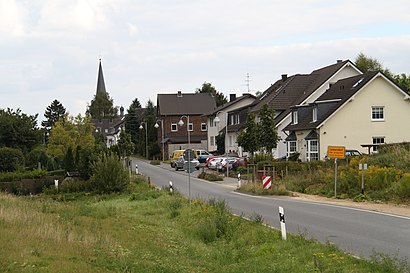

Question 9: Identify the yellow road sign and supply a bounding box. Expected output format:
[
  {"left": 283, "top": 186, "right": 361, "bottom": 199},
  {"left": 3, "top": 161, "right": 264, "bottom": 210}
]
[{"left": 328, "top": 146, "right": 345, "bottom": 159}]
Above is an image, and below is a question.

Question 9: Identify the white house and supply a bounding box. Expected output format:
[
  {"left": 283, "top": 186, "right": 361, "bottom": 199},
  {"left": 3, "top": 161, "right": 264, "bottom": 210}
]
[
  {"left": 250, "top": 60, "right": 362, "bottom": 159},
  {"left": 206, "top": 94, "right": 255, "bottom": 154},
  {"left": 284, "top": 72, "right": 410, "bottom": 161}
]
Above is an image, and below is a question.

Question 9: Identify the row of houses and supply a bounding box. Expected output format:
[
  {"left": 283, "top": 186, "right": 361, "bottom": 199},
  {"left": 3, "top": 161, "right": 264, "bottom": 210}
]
[{"left": 156, "top": 59, "right": 410, "bottom": 161}]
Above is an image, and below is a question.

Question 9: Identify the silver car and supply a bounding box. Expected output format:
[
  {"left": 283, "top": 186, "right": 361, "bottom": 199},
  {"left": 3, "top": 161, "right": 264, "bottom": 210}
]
[{"left": 174, "top": 156, "right": 200, "bottom": 171}]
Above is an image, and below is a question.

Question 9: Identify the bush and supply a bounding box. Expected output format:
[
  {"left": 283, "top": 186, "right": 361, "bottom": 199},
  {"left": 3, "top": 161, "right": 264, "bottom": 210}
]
[
  {"left": 89, "top": 153, "right": 129, "bottom": 193},
  {"left": 59, "top": 177, "right": 92, "bottom": 193},
  {"left": 198, "top": 172, "right": 223, "bottom": 181},
  {"left": 0, "top": 147, "right": 25, "bottom": 172}
]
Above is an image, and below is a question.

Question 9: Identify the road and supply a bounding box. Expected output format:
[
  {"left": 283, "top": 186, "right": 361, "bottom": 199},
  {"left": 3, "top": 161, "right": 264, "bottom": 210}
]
[{"left": 133, "top": 158, "right": 410, "bottom": 261}]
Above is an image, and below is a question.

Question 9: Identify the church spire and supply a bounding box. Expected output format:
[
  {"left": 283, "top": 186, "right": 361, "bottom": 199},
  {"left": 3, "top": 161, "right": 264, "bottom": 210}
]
[{"left": 96, "top": 59, "right": 106, "bottom": 95}]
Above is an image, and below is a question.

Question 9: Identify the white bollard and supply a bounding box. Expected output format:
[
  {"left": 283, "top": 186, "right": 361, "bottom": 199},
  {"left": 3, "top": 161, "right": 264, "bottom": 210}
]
[
  {"left": 169, "top": 181, "right": 173, "bottom": 193},
  {"left": 135, "top": 164, "right": 139, "bottom": 174},
  {"left": 237, "top": 173, "right": 241, "bottom": 189},
  {"left": 279, "top": 206, "right": 287, "bottom": 240},
  {"left": 54, "top": 179, "right": 59, "bottom": 190}
]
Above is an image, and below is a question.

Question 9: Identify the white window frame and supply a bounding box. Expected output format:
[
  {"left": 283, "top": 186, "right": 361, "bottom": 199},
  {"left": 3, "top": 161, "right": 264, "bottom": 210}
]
[
  {"left": 312, "top": 107, "right": 317, "bottom": 122},
  {"left": 209, "top": 117, "right": 214, "bottom": 127},
  {"left": 286, "top": 141, "right": 297, "bottom": 158},
  {"left": 171, "top": 123, "right": 178, "bottom": 132},
  {"left": 188, "top": 122, "right": 193, "bottom": 132},
  {"left": 371, "top": 106, "right": 384, "bottom": 121},
  {"left": 306, "top": 140, "right": 319, "bottom": 161},
  {"left": 372, "top": 137, "right": 385, "bottom": 152},
  {"left": 201, "top": 123, "right": 207, "bottom": 131},
  {"left": 292, "top": 111, "right": 298, "bottom": 125}
]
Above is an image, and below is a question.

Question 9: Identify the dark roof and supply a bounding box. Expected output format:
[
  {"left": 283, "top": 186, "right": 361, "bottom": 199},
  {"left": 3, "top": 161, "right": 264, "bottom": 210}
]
[
  {"left": 157, "top": 92, "right": 217, "bottom": 116},
  {"left": 251, "top": 60, "right": 357, "bottom": 124},
  {"left": 284, "top": 72, "right": 378, "bottom": 132},
  {"left": 204, "top": 93, "right": 256, "bottom": 116},
  {"left": 96, "top": 59, "right": 106, "bottom": 95},
  {"left": 92, "top": 116, "right": 125, "bottom": 136}
]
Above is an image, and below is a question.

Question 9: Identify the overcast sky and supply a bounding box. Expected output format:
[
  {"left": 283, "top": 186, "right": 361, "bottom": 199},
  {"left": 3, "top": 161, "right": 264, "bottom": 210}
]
[{"left": 1, "top": 0, "right": 410, "bottom": 123}]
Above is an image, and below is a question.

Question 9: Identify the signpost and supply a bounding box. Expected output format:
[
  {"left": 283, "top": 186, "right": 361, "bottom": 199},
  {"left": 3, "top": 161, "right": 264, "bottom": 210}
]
[
  {"left": 327, "top": 146, "right": 345, "bottom": 198},
  {"left": 359, "top": 163, "right": 368, "bottom": 194}
]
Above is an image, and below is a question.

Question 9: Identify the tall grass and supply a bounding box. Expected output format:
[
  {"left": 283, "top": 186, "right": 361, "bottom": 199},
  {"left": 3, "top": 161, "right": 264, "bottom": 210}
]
[{"left": 0, "top": 178, "right": 408, "bottom": 272}]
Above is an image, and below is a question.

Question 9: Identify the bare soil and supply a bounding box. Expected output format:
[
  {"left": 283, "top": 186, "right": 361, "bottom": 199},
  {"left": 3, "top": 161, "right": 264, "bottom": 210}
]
[{"left": 291, "top": 192, "right": 410, "bottom": 217}]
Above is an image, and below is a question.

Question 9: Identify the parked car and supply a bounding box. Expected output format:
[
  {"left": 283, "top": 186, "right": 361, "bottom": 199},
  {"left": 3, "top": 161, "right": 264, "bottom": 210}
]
[
  {"left": 345, "top": 149, "right": 362, "bottom": 157},
  {"left": 196, "top": 150, "right": 213, "bottom": 163},
  {"left": 216, "top": 157, "right": 238, "bottom": 172},
  {"left": 170, "top": 149, "right": 198, "bottom": 168},
  {"left": 206, "top": 156, "right": 223, "bottom": 170},
  {"left": 174, "top": 156, "right": 200, "bottom": 171}
]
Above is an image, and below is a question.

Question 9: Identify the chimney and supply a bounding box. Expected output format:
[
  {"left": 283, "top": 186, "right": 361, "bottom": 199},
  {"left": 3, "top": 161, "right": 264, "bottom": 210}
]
[
  {"left": 177, "top": 91, "right": 182, "bottom": 97},
  {"left": 229, "top": 94, "right": 236, "bottom": 102},
  {"left": 120, "top": 106, "right": 124, "bottom": 117},
  {"left": 337, "top": 60, "right": 343, "bottom": 63},
  {"left": 281, "top": 74, "right": 287, "bottom": 81}
]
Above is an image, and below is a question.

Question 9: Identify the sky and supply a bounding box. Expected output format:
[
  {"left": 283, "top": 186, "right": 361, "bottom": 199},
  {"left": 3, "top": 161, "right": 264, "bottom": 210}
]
[{"left": 1, "top": 0, "right": 410, "bottom": 124}]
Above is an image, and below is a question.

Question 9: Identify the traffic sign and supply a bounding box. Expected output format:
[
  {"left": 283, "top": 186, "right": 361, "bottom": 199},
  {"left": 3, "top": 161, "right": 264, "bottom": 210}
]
[
  {"left": 327, "top": 146, "right": 345, "bottom": 159},
  {"left": 184, "top": 149, "right": 195, "bottom": 160},
  {"left": 262, "top": 175, "right": 272, "bottom": 190},
  {"left": 183, "top": 161, "right": 196, "bottom": 173}
]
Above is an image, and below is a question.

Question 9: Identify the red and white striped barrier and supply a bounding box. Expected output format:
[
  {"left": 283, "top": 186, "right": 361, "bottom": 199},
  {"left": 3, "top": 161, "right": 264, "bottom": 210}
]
[{"left": 262, "top": 175, "right": 272, "bottom": 190}]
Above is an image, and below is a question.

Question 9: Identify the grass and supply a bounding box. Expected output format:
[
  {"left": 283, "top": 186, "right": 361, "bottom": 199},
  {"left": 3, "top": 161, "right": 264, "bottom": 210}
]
[{"left": 0, "top": 176, "right": 408, "bottom": 272}]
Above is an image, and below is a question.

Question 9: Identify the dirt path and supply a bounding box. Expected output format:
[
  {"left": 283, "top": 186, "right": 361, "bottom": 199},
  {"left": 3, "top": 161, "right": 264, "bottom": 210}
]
[{"left": 291, "top": 192, "right": 410, "bottom": 217}]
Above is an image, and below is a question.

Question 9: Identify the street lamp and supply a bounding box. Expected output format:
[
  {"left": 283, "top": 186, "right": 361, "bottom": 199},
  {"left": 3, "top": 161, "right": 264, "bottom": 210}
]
[
  {"left": 139, "top": 122, "right": 148, "bottom": 159},
  {"left": 154, "top": 119, "right": 165, "bottom": 161},
  {"left": 179, "top": 115, "right": 192, "bottom": 205},
  {"left": 214, "top": 111, "right": 229, "bottom": 177}
]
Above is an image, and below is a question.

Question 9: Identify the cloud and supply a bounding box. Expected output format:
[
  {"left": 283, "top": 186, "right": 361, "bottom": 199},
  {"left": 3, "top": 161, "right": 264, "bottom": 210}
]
[{"left": 0, "top": 0, "right": 26, "bottom": 38}]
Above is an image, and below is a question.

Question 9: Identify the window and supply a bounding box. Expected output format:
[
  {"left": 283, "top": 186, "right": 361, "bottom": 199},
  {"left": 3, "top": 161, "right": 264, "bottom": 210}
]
[
  {"left": 292, "top": 111, "right": 298, "bottom": 125},
  {"left": 306, "top": 140, "right": 319, "bottom": 161},
  {"left": 372, "top": 137, "right": 385, "bottom": 152},
  {"left": 286, "top": 141, "right": 297, "bottom": 157},
  {"left": 372, "top": 106, "right": 384, "bottom": 121},
  {"left": 201, "top": 123, "right": 207, "bottom": 131},
  {"left": 105, "top": 128, "right": 108, "bottom": 133},
  {"left": 210, "top": 136, "right": 215, "bottom": 146},
  {"left": 171, "top": 123, "right": 178, "bottom": 132},
  {"left": 234, "top": 114, "right": 240, "bottom": 124},
  {"left": 210, "top": 117, "right": 214, "bottom": 127},
  {"left": 312, "top": 107, "right": 317, "bottom": 122},
  {"left": 188, "top": 122, "right": 193, "bottom": 131}
]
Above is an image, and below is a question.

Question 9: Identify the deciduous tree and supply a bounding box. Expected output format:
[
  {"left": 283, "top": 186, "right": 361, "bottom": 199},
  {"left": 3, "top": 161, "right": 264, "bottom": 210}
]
[{"left": 196, "top": 82, "right": 227, "bottom": 107}]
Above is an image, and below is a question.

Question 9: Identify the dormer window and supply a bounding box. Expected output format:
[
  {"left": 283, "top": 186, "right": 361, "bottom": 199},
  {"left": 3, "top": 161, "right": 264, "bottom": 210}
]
[
  {"left": 312, "top": 107, "right": 317, "bottom": 122},
  {"left": 292, "top": 110, "right": 298, "bottom": 125}
]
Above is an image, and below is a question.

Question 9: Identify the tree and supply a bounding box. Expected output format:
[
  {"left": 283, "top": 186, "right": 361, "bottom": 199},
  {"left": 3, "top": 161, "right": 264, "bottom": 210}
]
[
  {"left": 87, "top": 92, "right": 118, "bottom": 119},
  {"left": 258, "top": 105, "right": 278, "bottom": 153},
  {"left": 0, "top": 108, "right": 42, "bottom": 154},
  {"left": 355, "top": 52, "right": 410, "bottom": 94},
  {"left": 47, "top": 114, "right": 95, "bottom": 162},
  {"left": 237, "top": 112, "right": 260, "bottom": 158},
  {"left": 216, "top": 132, "right": 225, "bottom": 154},
  {"left": 138, "top": 100, "right": 159, "bottom": 159},
  {"left": 90, "top": 152, "right": 129, "bottom": 193},
  {"left": 117, "top": 130, "right": 135, "bottom": 157},
  {"left": 41, "top": 99, "right": 66, "bottom": 143},
  {"left": 394, "top": 73, "right": 410, "bottom": 94},
  {"left": 0, "top": 147, "right": 25, "bottom": 172},
  {"left": 196, "top": 82, "right": 228, "bottom": 107},
  {"left": 125, "top": 98, "right": 144, "bottom": 153}
]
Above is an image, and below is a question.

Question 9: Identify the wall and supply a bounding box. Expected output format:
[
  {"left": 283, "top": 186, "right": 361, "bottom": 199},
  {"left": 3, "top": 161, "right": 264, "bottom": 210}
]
[{"left": 319, "top": 75, "right": 410, "bottom": 158}]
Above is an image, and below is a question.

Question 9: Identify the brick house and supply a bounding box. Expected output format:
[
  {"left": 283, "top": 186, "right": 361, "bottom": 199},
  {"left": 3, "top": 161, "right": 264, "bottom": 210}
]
[{"left": 157, "top": 91, "right": 217, "bottom": 159}]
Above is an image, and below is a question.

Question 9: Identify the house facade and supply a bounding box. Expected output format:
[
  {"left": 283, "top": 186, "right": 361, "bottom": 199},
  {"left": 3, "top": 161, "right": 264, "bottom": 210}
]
[
  {"left": 284, "top": 72, "right": 410, "bottom": 161},
  {"left": 206, "top": 94, "right": 255, "bottom": 154},
  {"left": 249, "top": 60, "right": 362, "bottom": 159},
  {"left": 157, "top": 91, "right": 217, "bottom": 159}
]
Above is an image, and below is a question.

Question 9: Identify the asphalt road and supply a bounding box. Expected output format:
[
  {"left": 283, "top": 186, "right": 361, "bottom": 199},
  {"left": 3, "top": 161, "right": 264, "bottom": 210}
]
[{"left": 133, "top": 158, "right": 410, "bottom": 261}]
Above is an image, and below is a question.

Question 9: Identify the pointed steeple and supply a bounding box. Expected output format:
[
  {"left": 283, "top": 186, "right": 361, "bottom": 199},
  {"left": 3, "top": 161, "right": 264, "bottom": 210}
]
[{"left": 96, "top": 59, "right": 106, "bottom": 95}]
